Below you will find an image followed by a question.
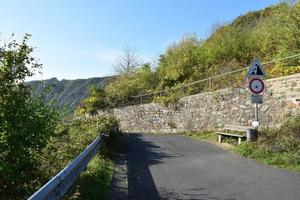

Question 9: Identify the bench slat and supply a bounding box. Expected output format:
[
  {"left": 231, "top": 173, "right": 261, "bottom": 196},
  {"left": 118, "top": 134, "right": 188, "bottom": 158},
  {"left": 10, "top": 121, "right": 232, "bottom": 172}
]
[
  {"left": 216, "top": 124, "right": 250, "bottom": 145},
  {"left": 216, "top": 132, "right": 246, "bottom": 138},
  {"left": 223, "top": 125, "right": 251, "bottom": 132}
]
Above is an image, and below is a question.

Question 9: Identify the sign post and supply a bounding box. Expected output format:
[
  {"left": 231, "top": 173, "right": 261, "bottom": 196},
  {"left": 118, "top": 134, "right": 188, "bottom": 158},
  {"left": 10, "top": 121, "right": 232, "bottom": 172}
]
[{"left": 247, "top": 58, "right": 266, "bottom": 141}]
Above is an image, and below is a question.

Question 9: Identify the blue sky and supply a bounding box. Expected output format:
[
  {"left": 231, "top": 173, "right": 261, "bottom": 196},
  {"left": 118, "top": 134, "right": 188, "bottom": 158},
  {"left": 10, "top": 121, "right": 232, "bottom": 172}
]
[{"left": 0, "top": 0, "right": 279, "bottom": 80}]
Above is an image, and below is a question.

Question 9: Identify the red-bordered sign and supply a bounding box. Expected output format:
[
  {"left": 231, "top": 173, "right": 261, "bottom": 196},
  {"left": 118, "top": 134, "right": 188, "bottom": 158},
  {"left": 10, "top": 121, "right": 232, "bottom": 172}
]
[{"left": 249, "top": 78, "right": 264, "bottom": 94}]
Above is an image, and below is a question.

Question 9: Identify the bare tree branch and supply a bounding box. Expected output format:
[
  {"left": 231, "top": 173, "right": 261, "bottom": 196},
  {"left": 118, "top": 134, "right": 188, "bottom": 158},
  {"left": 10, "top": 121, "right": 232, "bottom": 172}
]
[{"left": 113, "top": 45, "right": 142, "bottom": 74}]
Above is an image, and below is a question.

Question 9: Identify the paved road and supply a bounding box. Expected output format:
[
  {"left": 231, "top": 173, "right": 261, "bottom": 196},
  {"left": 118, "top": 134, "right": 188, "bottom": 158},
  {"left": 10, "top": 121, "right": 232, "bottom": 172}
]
[{"left": 126, "top": 134, "right": 300, "bottom": 200}]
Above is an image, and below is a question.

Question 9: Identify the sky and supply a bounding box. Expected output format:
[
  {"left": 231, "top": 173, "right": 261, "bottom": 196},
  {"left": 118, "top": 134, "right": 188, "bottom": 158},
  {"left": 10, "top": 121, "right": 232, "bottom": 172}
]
[{"left": 0, "top": 0, "right": 279, "bottom": 81}]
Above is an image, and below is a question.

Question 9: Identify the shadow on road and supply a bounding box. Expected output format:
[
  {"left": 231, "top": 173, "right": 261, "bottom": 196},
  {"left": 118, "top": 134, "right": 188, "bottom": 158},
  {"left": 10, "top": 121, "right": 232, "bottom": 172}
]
[
  {"left": 127, "top": 134, "right": 175, "bottom": 200},
  {"left": 126, "top": 134, "right": 227, "bottom": 200}
]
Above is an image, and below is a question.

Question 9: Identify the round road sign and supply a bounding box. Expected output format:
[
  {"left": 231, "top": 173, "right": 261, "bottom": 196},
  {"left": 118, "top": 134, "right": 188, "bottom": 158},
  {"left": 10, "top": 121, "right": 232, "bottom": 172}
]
[{"left": 249, "top": 78, "right": 264, "bottom": 94}]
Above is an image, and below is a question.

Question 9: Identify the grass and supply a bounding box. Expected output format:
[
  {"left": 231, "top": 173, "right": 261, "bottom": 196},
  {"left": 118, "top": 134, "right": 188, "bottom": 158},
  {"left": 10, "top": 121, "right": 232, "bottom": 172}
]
[
  {"left": 183, "top": 131, "right": 217, "bottom": 142},
  {"left": 66, "top": 132, "right": 125, "bottom": 200},
  {"left": 235, "top": 142, "right": 300, "bottom": 172},
  {"left": 67, "top": 152, "right": 115, "bottom": 200},
  {"left": 66, "top": 133, "right": 125, "bottom": 200}
]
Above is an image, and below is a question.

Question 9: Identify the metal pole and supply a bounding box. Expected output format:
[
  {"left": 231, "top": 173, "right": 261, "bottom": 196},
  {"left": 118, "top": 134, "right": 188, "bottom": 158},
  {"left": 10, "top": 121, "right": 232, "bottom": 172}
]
[
  {"left": 255, "top": 103, "right": 258, "bottom": 121},
  {"left": 255, "top": 103, "right": 259, "bottom": 130}
]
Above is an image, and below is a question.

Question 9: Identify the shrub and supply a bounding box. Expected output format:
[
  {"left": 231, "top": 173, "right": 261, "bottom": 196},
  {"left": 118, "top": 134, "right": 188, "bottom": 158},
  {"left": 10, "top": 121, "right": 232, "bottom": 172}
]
[
  {"left": 153, "top": 90, "right": 182, "bottom": 106},
  {"left": 268, "top": 65, "right": 300, "bottom": 78},
  {"left": 39, "top": 115, "right": 120, "bottom": 178},
  {"left": 259, "top": 116, "right": 300, "bottom": 153},
  {"left": 236, "top": 116, "right": 300, "bottom": 171}
]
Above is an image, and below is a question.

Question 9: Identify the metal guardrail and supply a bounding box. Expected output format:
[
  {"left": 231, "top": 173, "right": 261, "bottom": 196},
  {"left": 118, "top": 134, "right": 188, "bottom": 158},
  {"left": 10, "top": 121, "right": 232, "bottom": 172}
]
[{"left": 28, "top": 135, "right": 105, "bottom": 200}]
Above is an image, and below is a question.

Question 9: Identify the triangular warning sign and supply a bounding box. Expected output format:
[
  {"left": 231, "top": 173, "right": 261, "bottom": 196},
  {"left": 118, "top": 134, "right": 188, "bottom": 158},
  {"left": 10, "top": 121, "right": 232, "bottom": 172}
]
[{"left": 247, "top": 58, "right": 266, "bottom": 78}]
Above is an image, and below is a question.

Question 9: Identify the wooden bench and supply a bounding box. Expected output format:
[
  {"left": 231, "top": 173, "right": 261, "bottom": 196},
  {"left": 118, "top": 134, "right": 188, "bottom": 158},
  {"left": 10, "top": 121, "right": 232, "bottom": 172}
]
[{"left": 216, "top": 125, "right": 251, "bottom": 145}]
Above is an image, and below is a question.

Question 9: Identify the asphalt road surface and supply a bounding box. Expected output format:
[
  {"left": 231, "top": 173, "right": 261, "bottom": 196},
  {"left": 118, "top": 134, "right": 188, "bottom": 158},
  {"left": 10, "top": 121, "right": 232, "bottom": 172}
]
[{"left": 126, "top": 134, "right": 300, "bottom": 200}]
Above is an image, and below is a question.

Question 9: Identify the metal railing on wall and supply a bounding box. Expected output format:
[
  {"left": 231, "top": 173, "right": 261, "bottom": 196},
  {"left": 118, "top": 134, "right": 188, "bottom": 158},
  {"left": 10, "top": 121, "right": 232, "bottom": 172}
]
[
  {"left": 28, "top": 135, "right": 105, "bottom": 200},
  {"left": 132, "top": 53, "right": 300, "bottom": 104}
]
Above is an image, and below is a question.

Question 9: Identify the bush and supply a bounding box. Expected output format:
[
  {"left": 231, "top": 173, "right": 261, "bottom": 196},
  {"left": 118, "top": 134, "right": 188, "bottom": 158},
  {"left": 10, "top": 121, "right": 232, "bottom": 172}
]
[
  {"left": 36, "top": 115, "right": 121, "bottom": 199},
  {"left": 259, "top": 116, "right": 300, "bottom": 153},
  {"left": 39, "top": 115, "right": 120, "bottom": 178},
  {"left": 105, "top": 64, "right": 158, "bottom": 108},
  {"left": 236, "top": 142, "right": 256, "bottom": 157},
  {"left": 268, "top": 65, "right": 300, "bottom": 78},
  {"left": 153, "top": 90, "right": 182, "bottom": 106},
  {"left": 236, "top": 116, "right": 300, "bottom": 171},
  {"left": 66, "top": 115, "right": 121, "bottom": 200}
]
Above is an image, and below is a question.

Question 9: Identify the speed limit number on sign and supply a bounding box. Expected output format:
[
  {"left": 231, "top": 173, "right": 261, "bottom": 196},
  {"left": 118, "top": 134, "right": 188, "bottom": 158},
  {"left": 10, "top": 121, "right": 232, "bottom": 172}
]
[{"left": 249, "top": 78, "right": 264, "bottom": 94}]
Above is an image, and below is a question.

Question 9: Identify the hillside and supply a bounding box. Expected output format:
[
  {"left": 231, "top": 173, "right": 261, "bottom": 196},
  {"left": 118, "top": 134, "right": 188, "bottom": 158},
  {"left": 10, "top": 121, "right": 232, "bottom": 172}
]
[
  {"left": 26, "top": 76, "right": 113, "bottom": 112},
  {"left": 77, "top": 1, "right": 300, "bottom": 113}
]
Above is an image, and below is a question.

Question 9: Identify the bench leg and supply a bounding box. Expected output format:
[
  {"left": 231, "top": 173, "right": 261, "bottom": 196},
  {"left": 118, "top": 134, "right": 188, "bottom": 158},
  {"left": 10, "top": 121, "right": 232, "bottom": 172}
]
[
  {"left": 238, "top": 137, "right": 242, "bottom": 145},
  {"left": 218, "top": 135, "right": 222, "bottom": 143}
]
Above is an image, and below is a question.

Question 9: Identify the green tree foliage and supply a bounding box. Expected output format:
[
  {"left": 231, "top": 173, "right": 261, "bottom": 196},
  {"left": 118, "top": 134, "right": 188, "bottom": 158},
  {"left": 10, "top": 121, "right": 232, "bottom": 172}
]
[
  {"left": 253, "top": 2, "right": 300, "bottom": 63},
  {"left": 39, "top": 116, "right": 121, "bottom": 200},
  {"left": 0, "top": 35, "right": 59, "bottom": 199},
  {"left": 157, "top": 35, "right": 201, "bottom": 88},
  {"left": 0, "top": 36, "right": 122, "bottom": 200},
  {"left": 75, "top": 86, "right": 108, "bottom": 115},
  {"left": 105, "top": 63, "right": 158, "bottom": 107},
  {"left": 38, "top": 116, "right": 120, "bottom": 179},
  {"left": 155, "top": 1, "right": 300, "bottom": 101},
  {"left": 201, "top": 26, "right": 257, "bottom": 71}
]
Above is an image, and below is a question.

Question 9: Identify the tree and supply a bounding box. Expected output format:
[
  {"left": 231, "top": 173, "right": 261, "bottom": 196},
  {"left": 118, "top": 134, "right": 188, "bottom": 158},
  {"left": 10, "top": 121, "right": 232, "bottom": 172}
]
[
  {"left": 113, "top": 45, "right": 142, "bottom": 74},
  {"left": 75, "top": 86, "right": 108, "bottom": 115},
  {"left": 105, "top": 63, "right": 157, "bottom": 107},
  {"left": 0, "top": 34, "right": 59, "bottom": 199},
  {"left": 156, "top": 34, "right": 201, "bottom": 88},
  {"left": 253, "top": 2, "right": 300, "bottom": 65}
]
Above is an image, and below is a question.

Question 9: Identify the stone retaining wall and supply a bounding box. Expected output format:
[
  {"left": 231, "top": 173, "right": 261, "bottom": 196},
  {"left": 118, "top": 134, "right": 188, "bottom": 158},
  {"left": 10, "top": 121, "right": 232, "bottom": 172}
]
[{"left": 104, "top": 73, "right": 300, "bottom": 133}]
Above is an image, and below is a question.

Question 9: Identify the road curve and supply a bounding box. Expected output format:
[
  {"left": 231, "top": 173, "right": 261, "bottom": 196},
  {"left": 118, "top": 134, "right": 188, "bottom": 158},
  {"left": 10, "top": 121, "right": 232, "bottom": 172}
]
[{"left": 126, "top": 134, "right": 300, "bottom": 200}]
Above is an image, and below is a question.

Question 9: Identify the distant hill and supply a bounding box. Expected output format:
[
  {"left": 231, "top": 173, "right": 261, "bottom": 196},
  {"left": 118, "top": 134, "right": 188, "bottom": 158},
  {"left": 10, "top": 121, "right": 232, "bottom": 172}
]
[{"left": 26, "top": 76, "right": 114, "bottom": 113}]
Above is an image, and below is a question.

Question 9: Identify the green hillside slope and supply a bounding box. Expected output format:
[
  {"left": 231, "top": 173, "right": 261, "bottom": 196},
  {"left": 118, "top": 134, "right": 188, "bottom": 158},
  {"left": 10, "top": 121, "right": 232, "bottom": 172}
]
[
  {"left": 26, "top": 77, "right": 113, "bottom": 112},
  {"left": 77, "top": 1, "right": 300, "bottom": 113}
]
